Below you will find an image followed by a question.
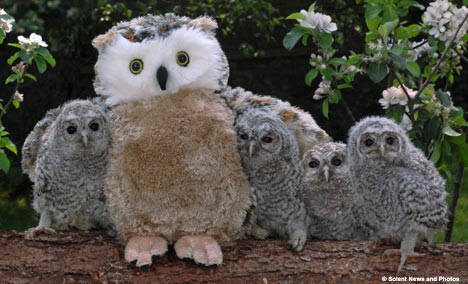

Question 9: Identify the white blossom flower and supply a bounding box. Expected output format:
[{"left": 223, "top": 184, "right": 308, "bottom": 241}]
[
  {"left": 297, "top": 9, "right": 337, "bottom": 33},
  {"left": 314, "top": 77, "right": 332, "bottom": 98},
  {"left": 320, "top": 64, "right": 327, "bottom": 70},
  {"left": 407, "top": 40, "right": 431, "bottom": 61},
  {"left": 379, "top": 85, "right": 417, "bottom": 109},
  {"left": 400, "top": 113, "right": 413, "bottom": 131},
  {"left": 18, "top": 33, "right": 48, "bottom": 50},
  {"left": 14, "top": 91, "right": 23, "bottom": 102},
  {"left": 0, "top": 9, "right": 14, "bottom": 33},
  {"left": 423, "top": 1, "right": 468, "bottom": 45},
  {"left": 313, "top": 94, "right": 324, "bottom": 100}
]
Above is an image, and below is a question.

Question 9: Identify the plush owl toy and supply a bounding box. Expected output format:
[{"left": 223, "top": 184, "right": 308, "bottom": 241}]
[{"left": 92, "top": 14, "right": 250, "bottom": 267}]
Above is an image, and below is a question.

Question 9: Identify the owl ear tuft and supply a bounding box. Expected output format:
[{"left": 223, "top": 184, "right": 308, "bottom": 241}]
[
  {"left": 92, "top": 27, "right": 119, "bottom": 52},
  {"left": 189, "top": 16, "right": 218, "bottom": 34}
]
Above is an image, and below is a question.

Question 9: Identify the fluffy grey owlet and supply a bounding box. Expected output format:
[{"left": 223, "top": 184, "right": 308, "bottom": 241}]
[
  {"left": 236, "top": 110, "right": 308, "bottom": 251},
  {"left": 302, "top": 142, "right": 370, "bottom": 241},
  {"left": 347, "top": 116, "right": 447, "bottom": 273},
  {"left": 22, "top": 100, "right": 113, "bottom": 238}
]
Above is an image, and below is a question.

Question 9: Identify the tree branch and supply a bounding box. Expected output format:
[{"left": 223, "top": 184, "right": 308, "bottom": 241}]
[{"left": 1, "top": 231, "right": 468, "bottom": 283}]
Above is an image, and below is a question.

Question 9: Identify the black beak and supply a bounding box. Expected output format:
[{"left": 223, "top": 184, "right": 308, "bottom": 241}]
[{"left": 157, "top": 66, "right": 168, "bottom": 91}]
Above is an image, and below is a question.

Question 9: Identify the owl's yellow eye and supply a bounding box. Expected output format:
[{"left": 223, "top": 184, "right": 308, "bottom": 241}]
[
  {"left": 176, "top": 51, "right": 190, "bottom": 67},
  {"left": 129, "top": 59, "right": 144, "bottom": 74}
]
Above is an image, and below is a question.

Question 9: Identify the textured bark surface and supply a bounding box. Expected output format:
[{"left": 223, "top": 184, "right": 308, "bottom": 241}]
[{"left": 1, "top": 230, "right": 467, "bottom": 284}]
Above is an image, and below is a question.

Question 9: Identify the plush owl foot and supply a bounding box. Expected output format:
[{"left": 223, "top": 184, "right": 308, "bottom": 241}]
[
  {"left": 125, "top": 236, "right": 168, "bottom": 267},
  {"left": 174, "top": 235, "right": 223, "bottom": 266},
  {"left": 24, "top": 226, "right": 57, "bottom": 240},
  {"left": 383, "top": 248, "right": 424, "bottom": 274},
  {"left": 288, "top": 229, "right": 307, "bottom": 252}
]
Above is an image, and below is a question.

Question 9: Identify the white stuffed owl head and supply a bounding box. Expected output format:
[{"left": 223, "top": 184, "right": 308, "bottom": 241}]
[{"left": 92, "top": 13, "right": 229, "bottom": 105}]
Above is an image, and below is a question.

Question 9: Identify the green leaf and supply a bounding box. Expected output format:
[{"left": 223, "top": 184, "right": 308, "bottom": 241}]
[
  {"left": 406, "top": 61, "right": 421, "bottom": 77},
  {"left": 368, "top": 62, "right": 389, "bottom": 83},
  {"left": 25, "top": 73, "right": 37, "bottom": 82},
  {"left": 378, "top": 24, "right": 388, "bottom": 38},
  {"left": 435, "top": 90, "right": 451, "bottom": 107},
  {"left": 320, "top": 68, "right": 333, "bottom": 81},
  {"left": 286, "top": 12, "right": 306, "bottom": 20},
  {"left": 329, "top": 58, "right": 347, "bottom": 65},
  {"left": 283, "top": 27, "right": 305, "bottom": 51},
  {"left": 442, "top": 126, "right": 461, "bottom": 136},
  {"left": 43, "top": 54, "right": 56, "bottom": 67},
  {"left": 19, "top": 50, "right": 31, "bottom": 64},
  {"left": 347, "top": 54, "right": 362, "bottom": 65},
  {"left": 390, "top": 53, "right": 406, "bottom": 67},
  {"left": 305, "top": 69, "right": 318, "bottom": 86},
  {"left": 36, "top": 47, "right": 50, "bottom": 57},
  {"left": 390, "top": 44, "right": 404, "bottom": 55},
  {"left": 13, "top": 100, "right": 20, "bottom": 109},
  {"left": 406, "top": 24, "right": 421, "bottom": 38},
  {"left": 7, "top": 43, "right": 25, "bottom": 50},
  {"left": 3, "top": 138, "right": 17, "bottom": 154},
  {"left": 366, "top": 16, "right": 381, "bottom": 32},
  {"left": 382, "top": 6, "right": 399, "bottom": 23},
  {"left": 338, "top": 83, "right": 353, "bottom": 89},
  {"left": 7, "top": 52, "right": 20, "bottom": 65},
  {"left": 34, "top": 56, "right": 47, "bottom": 74},
  {"left": 328, "top": 90, "right": 341, "bottom": 104},
  {"left": 430, "top": 140, "right": 441, "bottom": 164},
  {"left": 316, "top": 32, "right": 333, "bottom": 50},
  {"left": 383, "top": 19, "right": 399, "bottom": 33},
  {"left": 395, "top": 27, "right": 408, "bottom": 39},
  {"left": 0, "top": 151, "right": 10, "bottom": 172},
  {"left": 424, "top": 116, "right": 441, "bottom": 141},
  {"left": 5, "top": 74, "right": 17, "bottom": 84},
  {"left": 365, "top": 4, "right": 382, "bottom": 20},
  {"left": 322, "top": 98, "right": 329, "bottom": 118}
]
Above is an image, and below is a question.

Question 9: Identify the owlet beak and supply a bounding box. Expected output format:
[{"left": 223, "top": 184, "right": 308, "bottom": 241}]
[
  {"left": 249, "top": 142, "right": 255, "bottom": 157},
  {"left": 323, "top": 165, "right": 330, "bottom": 183},
  {"left": 157, "top": 65, "right": 168, "bottom": 91},
  {"left": 81, "top": 131, "right": 88, "bottom": 147},
  {"left": 380, "top": 144, "right": 386, "bottom": 157}
]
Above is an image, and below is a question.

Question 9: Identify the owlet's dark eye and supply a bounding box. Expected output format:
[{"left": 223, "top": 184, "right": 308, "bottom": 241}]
[
  {"left": 67, "top": 126, "right": 77, "bottom": 134},
  {"left": 240, "top": 133, "right": 248, "bottom": 140},
  {"left": 129, "top": 59, "right": 143, "bottom": 74},
  {"left": 262, "top": 136, "right": 273, "bottom": 143},
  {"left": 176, "top": 51, "right": 190, "bottom": 67},
  {"left": 364, "top": 138, "right": 374, "bottom": 147},
  {"left": 331, "top": 158, "right": 342, "bottom": 166},
  {"left": 386, "top": 137, "right": 394, "bottom": 145},
  {"left": 309, "top": 159, "right": 320, "bottom": 168},
  {"left": 89, "top": 122, "right": 99, "bottom": 131}
]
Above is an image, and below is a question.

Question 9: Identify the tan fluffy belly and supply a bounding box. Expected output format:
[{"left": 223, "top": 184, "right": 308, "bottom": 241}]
[{"left": 105, "top": 89, "right": 250, "bottom": 245}]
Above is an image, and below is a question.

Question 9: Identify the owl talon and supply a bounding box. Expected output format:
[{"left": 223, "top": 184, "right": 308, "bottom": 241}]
[
  {"left": 288, "top": 229, "right": 307, "bottom": 252},
  {"left": 24, "top": 226, "right": 57, "bottom": 240},
  {"left": 124, "top": 236, "right": 168, "bottom": 267},
  {"left": 174, "top": 235, "right": 223, "bottom": 266}
]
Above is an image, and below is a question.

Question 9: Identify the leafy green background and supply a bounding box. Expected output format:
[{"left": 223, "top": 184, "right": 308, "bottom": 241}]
[{"left": 0, "top": 0, "right": 466, "bottom": 242}]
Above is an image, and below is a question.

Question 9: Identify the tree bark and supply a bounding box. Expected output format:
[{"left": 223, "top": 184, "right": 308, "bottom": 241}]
[{"left": 0, "top": 230, "right": 467, "bottom": 284}]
